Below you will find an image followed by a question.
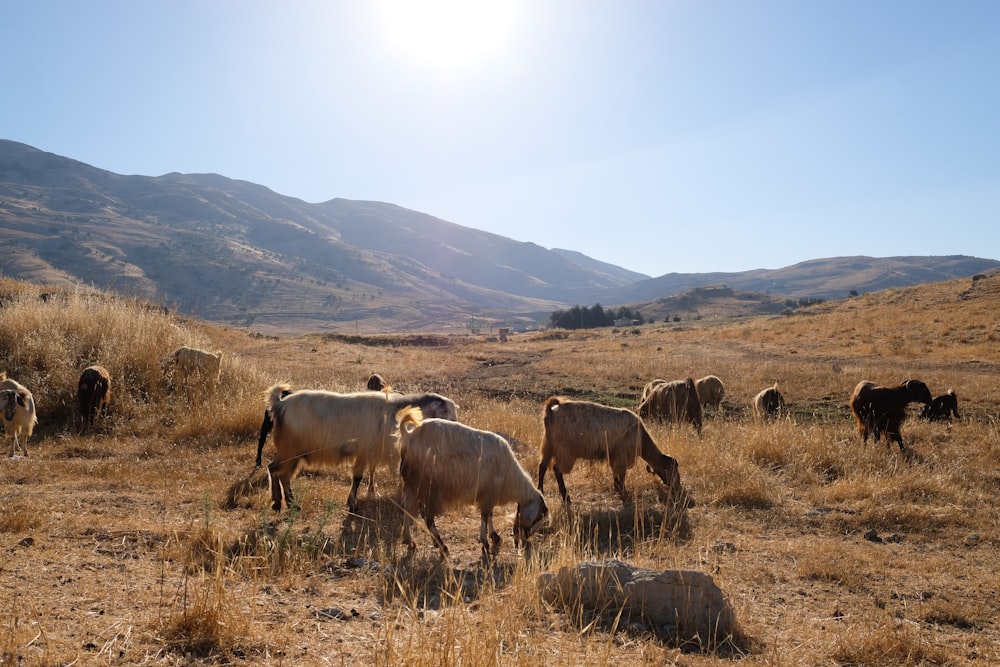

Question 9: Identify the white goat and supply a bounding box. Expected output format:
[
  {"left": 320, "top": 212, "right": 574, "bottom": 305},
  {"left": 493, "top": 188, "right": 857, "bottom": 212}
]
[
  {"left": 0, "top": 374, "right": 37, "bottom": 458},
  {"left": 538, "top": 396, "right": 682, "bottom": 505},
  {"left": 166, "top": 345, "right": 222, "bottom": 386},
  {"left": 265, "top": 384, "right": 458, "bottom": 513},
  {"left": 396, "top": 406, "right": 548, "bottom": 557}
]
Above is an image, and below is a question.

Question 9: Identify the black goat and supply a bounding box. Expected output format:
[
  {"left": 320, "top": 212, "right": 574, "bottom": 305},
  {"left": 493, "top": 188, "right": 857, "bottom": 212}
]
[
  {"left": 850, "top": 379, "right": 932, "bottom": 452},
  {"left": 920, "top": 390, "right": 961, "bottom": 422}
]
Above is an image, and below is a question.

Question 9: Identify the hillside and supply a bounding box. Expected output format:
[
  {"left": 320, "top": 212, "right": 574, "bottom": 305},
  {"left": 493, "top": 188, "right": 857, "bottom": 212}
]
[{"left": 2, "top": 139, "right": 998, "bottom": 334}]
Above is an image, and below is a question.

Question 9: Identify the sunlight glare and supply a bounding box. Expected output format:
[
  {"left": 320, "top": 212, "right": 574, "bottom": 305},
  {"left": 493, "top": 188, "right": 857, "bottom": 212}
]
[{"left": 377, "top": 0, "right": 520, "bottom": 73}]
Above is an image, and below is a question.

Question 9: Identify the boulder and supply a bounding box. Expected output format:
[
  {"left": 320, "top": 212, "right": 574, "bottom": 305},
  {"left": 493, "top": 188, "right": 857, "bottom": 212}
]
[{"left": 539, "top": 559, "right": 737, "bottom": 649}]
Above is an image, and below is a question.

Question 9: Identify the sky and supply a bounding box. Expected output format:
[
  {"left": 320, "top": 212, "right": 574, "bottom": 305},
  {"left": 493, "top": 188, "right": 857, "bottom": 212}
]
[{"left": 3, "top": 1, "right": 999, "bottom": 277}]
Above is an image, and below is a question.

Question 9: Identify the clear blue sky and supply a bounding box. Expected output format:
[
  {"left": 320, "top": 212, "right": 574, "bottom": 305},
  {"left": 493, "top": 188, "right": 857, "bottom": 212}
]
[{"left": 4, "top": 1, "right": 998, "bottom": 276}]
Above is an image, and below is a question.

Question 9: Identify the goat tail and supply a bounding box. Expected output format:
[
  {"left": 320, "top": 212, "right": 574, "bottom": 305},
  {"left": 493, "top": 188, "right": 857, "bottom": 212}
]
[
  {"left": 24, "top": 394, "right": 37, "bottom": 436},
  {"left": 264, "top": 383, "right": 293, "bottom": 412},
  {"left": 396, "top": 405, "right": 424, "bottom": 432},
  {"left": 543, "top": 395, "right": 563, "bottom": 418}
]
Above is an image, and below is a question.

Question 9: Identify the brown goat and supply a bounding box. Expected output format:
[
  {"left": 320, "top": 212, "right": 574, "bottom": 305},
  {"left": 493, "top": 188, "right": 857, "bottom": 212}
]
[
  {"left": 637, "top": 378, "right": 703, "bottom": 435},
  {"left": 639, "top": 378, "right": 667, "bottom": 405},
  {"left": 366, "top": 373, "right": 391, "bottom": 392},
  {"left": 920, "top": 390, "right": 961, "bottom": 422},
  {"left": 752, "top": 384, "right": 785, "bottom": 421},
  {"left": 538, "top": 396, "right": 681, "bottom": 505},
  {"left": 850, "top": 379, "right": 932, "bottom": 451},
  {"left": 78, "top": 365, "right": 111, "bottom": 427}
]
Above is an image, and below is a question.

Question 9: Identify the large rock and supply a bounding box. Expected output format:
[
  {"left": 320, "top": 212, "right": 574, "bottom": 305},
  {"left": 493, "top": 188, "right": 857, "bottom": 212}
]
[{"left": 539, "top": 560, "right": 737, "bottom": 649}]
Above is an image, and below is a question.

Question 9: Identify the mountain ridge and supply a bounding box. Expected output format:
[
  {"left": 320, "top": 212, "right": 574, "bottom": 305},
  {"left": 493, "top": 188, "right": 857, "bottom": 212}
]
[{"left": 2, "top": 139, "right": 998, "bottom": 333}]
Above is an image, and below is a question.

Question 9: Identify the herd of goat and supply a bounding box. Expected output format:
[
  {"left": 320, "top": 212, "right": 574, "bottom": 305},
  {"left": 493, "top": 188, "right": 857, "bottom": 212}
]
[{"left": 0, "top": 345, "right": 963, "bottom": 557}]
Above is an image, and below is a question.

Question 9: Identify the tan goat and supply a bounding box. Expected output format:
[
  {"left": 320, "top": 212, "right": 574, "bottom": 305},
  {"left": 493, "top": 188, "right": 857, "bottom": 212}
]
[
  {"left": 752, "top": 384, "right": 785, "bottom": 421},
  {"left": 538, "top": 396, "right": 682, "bottom": 505},
  {"left": 695, "top": 375, "right": 725, "bottom": 412},
  {"left": 396, "top": 406, "right": 548, "bottom": 558},
  {"left": 265, "top": 384, "right": 458, "bottom": 512}
]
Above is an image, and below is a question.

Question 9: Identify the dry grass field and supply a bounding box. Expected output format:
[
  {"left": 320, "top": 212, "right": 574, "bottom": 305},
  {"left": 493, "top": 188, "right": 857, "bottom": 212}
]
[{"left": 0, "top": 273, "right": 998, "bottom": 666}]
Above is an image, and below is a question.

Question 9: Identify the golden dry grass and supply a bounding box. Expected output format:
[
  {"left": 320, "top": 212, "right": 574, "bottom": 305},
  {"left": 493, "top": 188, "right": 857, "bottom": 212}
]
[{"left": 0, "top": 274, "right": 998, "bottom": 665}]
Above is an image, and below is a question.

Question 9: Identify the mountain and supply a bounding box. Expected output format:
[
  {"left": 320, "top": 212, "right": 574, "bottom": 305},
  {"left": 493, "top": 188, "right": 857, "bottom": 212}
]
[
  {"left": 2, "top": 139, "right": 998, "bottom": 333},
  {"left": 606, "top": 255, "right": 1000, "bottom": 305}
]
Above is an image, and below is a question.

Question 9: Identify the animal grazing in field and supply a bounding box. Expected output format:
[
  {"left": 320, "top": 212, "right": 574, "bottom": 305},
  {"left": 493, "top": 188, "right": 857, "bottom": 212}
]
[
  {"left": 752, "top": 384, "right": 785, "bottom": 421},
  {"left": 367, "top": 373, "right": 390, "bottom": 392},
  {"left": 850, "top": 379, "right": 933, "bottom": 452},
  {"left": 538, "top": 396, "right": 682, "bottom": 505},
  {"left": 165, "top": 345, "right": 222, "bottom": 386},
  {"left": 396, "top": 406, "right": 548, "bottom": 557},
  {"left": 638, "top": 378, "right": 703, "bottom": 435},
  {"left": 265, "top": 384, "right": 459, "bottom": 512},
  {"left": 0, "top": 374, "right": 37, "bottom": 457},
  {"left": 920, "top": 390, "right": 961, "bottom": 422},
  {"left": 639, "top": 378, "right": 667, "bottom": 405},
  {"left": 78, "top": 365, "right": 111, "bottom": 427},
  {"left": 695, "top": 375, "right": 725, "bottom": 412}
]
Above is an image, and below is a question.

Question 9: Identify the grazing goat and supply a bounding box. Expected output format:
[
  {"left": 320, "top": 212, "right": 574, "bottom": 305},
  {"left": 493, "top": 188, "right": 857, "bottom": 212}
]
[
  {"left": 538, "top": 396, "right": 682, "bottom": 505},
  {"left": 850, "top": 379, "right": 932, "bottom": 452},
  {"left": 166, "top": 345, "right": 222, "bottom": 385},
  {"left": 265, "top": 384, "right": 459, "bottom": 512},
  {"left": 367, "top": 373, "right": 390, "bottom": 392},
  {"left": 78, "top": 365, "right": 111, "bottom": 426},
  {"left": 695, "top": 375, "right": 725, "bottom": 412},
  {"left": 752, "top": 384, "right": 785, "bottom": 421},
  {"left": 921, "top": 390, "right": 961, "bottom": 422},
  {"left": 0, "top": 375, "right": 37, "bottom": 457},
  {"left": 396, "top": 406, "right": 548, "bottom": 557},
  {"left": 638, "top": 378, "right": 703, "bottom": 435},
  {"left": 639, "top": 378, "right": 667, "bottom": 405}
]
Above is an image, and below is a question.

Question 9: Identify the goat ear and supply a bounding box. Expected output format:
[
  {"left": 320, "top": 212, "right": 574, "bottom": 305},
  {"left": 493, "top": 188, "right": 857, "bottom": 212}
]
[{"left": 16, "top": 393, "right": 26, "bottom": 407}]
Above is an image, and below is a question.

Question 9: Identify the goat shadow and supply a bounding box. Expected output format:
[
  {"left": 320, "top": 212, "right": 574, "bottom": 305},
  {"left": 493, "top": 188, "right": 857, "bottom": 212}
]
[
  {"left": 551, "top": 491, "right": 693, "bottom": 556},
  {"left": 335, "top": 492, "right": 406, "bottom": 557},
  {"left": 337, "top": 492, "right": 527, "bottom": 611},
  {"left": 382, "top": 552, "right": 519, "bottom": 611}
]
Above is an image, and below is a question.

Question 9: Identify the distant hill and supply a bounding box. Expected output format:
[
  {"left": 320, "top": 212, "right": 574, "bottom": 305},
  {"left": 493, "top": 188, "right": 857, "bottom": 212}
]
[
  {"left": 2, "top": 139, "right": 998, "bottom": 333},
  {"left": 604, "top": 255, "right": 1000, "bottom": 305}
]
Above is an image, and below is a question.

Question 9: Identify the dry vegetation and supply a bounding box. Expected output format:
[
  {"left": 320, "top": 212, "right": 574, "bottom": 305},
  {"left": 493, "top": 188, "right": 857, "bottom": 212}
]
[{"left": 0, "top": 274, "right": 998, "bottom": 666}]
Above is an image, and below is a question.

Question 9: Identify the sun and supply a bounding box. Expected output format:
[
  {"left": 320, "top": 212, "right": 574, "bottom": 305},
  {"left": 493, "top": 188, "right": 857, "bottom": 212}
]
[{"left": 375, "top": 0, "right": 520, "bottom": 74}]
